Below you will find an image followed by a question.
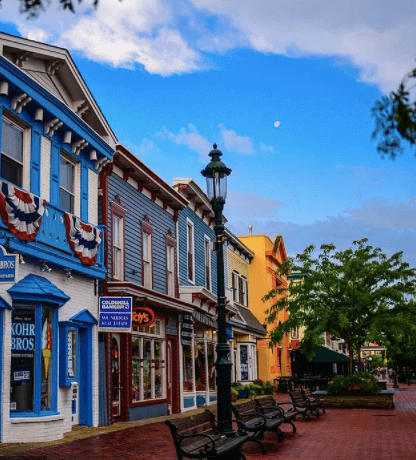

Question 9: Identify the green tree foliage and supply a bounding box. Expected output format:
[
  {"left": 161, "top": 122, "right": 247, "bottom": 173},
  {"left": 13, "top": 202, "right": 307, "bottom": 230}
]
[
  {"left": 372, "top": 66, "right": 416, "bottom": 159},
  {"left": 0, "top": 1, "right": 100, "bottom": 18},
  {"left": 365, "top": 354, "right": 384, "bottom": 369},
  {"left": 263, "top": 238, "right": 416, "bottom": 375}
]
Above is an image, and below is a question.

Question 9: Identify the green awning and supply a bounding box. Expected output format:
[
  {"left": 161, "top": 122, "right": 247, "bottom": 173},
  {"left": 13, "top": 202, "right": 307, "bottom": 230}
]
[{"left": 312, "top": 346, "right": 349, "bottom": 363}]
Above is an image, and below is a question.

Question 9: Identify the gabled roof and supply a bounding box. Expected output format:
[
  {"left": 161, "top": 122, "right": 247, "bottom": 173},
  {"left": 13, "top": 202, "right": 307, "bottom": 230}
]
[
  {"left": 114, "top": 144, "right": 188, "bottom": 210},
  {"left": 172, "top": 178, "right": 227, "bottom": 223},
  {"left": 225, "top": 227, "right": 254, "bottom": 259},
  {"left": 69, "top": 309, "right": 97, "bottom": 325},
  {"left": 0, "top": 32, "right": 116, "bottom": 148},
  {"left": 232, "top": 305, "right": 266, "bottom": 335},
  {"left": 8, "top": 274, "right": 70, "bottom": 305}
]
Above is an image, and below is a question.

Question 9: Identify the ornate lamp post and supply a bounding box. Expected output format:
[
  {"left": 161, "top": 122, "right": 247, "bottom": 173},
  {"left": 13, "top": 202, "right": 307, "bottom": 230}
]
[{"left": 201, "top": 144, "right": 234, "bottom": 436}]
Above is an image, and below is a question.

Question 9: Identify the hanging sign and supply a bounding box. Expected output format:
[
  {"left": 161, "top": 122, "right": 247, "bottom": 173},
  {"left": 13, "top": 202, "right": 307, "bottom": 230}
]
[
  {"left": 132, "top": 306, "right": 155, "bottom": 328},
  {"left": 0, "top": 245, "right": 17, "bottom": 283},
  {"left": 99, "top": 297, "right": 132, "bottom": 332}
]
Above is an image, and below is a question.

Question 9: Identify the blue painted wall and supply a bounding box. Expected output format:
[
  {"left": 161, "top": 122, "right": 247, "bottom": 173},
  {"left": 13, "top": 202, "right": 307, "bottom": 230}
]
[
  {"left": 177, "top": 206, "right": 217, "bottom": 295},
  {"left": 107, "top": 173, "right": 178, "bottom": 295}
]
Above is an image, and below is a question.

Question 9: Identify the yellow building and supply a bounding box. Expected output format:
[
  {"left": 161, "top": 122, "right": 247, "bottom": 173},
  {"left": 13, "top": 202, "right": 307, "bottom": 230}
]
[{"left": 238, "top": 234, "right": 291, "bottom": 382}]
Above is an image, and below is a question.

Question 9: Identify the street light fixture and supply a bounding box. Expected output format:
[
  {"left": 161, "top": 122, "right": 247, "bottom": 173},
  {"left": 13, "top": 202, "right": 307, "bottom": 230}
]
[{"left": 201, "top": 144, "right": 233, "bottom": 436}]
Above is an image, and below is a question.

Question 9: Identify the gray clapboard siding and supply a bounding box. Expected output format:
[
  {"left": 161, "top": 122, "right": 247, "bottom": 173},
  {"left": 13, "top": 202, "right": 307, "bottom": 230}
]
[
  {"left": 107, "top": 174, "right": 177, "bottom": 295},
  {"left": 177, "top": 206, "right": 217, "bottom": 295}
]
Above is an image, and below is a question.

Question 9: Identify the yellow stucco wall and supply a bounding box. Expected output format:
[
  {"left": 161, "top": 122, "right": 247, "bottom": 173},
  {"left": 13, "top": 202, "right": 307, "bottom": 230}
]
[{"left": 238, "top": 234, "right": 292, "bottom": 382}]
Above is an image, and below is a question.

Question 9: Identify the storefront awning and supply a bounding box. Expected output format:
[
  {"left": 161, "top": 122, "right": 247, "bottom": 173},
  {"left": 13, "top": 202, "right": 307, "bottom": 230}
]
[{"left": 312, "top": 346, "right": 349, "bottom": 363}]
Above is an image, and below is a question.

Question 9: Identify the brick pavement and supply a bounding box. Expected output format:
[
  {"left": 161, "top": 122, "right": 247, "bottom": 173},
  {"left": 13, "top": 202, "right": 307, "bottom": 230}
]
[{"left": 2, "top": 384, "right": 416, "bottom": 460}]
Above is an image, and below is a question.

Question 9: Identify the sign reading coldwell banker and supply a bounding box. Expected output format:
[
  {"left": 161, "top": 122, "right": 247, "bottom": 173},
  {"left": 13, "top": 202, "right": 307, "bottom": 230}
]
[{"left": 99, "top": 297, "right": 132, "bottom": 332}]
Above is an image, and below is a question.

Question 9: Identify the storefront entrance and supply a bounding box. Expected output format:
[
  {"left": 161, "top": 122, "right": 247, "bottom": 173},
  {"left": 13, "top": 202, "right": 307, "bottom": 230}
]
[{"left": 111, "top": 334, "right": 121, "bottom": 419}]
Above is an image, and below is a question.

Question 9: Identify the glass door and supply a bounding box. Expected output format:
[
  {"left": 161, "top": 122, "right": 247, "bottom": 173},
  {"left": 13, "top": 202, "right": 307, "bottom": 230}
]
[{"left": 111, "top": 335, "right": 121, "bottom": 419}]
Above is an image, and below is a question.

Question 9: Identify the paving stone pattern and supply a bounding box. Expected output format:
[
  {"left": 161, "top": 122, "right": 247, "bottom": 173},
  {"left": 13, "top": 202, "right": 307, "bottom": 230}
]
[{"left": 5, "top": 384, "right": 416, "bottom": 460}]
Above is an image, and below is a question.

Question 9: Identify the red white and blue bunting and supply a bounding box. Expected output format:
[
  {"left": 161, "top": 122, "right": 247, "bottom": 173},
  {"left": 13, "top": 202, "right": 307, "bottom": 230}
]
[
  {"left": 0, "top": 181, "right": 46, "bottom": 242},
  {"left": 64, "top": 213, "right": 102, "bottom": 266}
]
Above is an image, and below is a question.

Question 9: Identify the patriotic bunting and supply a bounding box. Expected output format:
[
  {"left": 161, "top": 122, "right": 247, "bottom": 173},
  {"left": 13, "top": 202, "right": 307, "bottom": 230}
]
[
  {"left": 64, "top": 213, "right": 102, "bottom": 266},
  {"left": 0, "top": 181, "right": 46, "bottom": 242}
]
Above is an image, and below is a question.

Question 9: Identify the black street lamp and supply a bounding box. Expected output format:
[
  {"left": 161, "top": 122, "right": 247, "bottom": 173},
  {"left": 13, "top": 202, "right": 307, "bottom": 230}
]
[{"left": 201, "top": 144, "right": 234, "bottom": 436}]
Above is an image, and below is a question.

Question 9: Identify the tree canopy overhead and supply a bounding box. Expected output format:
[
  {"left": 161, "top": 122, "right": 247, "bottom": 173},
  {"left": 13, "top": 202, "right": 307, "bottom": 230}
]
[
  {"left": 372, "top": 66, "right": 416, "bottom": 159},
  {"left": 0, "top": 1, "right": 99, "bottom": 17},
  {"left": 263, "top": 238, "right": 416, "bottom": 375}
]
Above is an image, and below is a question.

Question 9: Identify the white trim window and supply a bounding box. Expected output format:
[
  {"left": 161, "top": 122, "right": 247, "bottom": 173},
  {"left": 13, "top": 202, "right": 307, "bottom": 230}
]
[
  {"left": 239, "top": 276, "right": 248, "bottom": 306},
  {"left": 204, "top": 236, "right": 211, "bottom": 291},
  {"left": 233, "top": 271, "right": 248, "bottom": 307},
  {"left": 112, "top": 214, "right": 124, "bottom": 280},
  {"left": 291, "top": 327, "right": 299, "bottom": 339},
  {"left": 232, "top": 271, "right": 238, "bottom": 302},
  {"left": 60, "top": 154, "right": 74, "bottom": 213},
  {"left": 1, "top": 115, "right": 29, "bottom": 189},
  {"left": 167, "top": 244, "right": 175, "bottom": 296},
  {"left": 187, "top": 220, "right": 195, "bottom": 283},
  {"left": 143, "top": 230, "right": 152, "bottom": 289}
]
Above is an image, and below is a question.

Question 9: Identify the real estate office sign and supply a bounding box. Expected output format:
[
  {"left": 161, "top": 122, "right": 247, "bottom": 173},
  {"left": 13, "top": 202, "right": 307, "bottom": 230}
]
[{"left": 98, "top": 297, "right": 132, "bottom": 332}]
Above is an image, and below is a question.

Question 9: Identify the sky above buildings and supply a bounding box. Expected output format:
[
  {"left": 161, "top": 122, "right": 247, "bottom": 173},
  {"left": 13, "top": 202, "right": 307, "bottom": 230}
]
[{"left": 1, "top": 0, "right": 416, "bottom": 265}]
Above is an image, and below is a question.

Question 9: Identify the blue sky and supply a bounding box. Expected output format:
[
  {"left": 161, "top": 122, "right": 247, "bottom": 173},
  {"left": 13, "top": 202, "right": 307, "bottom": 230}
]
[{"left": 1, "top": 0, "right": 416, "bottom": 265}]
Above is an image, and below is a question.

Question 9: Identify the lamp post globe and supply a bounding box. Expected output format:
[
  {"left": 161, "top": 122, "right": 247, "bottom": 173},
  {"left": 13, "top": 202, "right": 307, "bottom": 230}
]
[{"left": 201, "top": 144, "right": 234, "bottom": 436}]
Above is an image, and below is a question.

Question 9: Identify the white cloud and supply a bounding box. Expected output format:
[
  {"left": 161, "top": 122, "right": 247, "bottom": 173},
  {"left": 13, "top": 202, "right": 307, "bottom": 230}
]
[
  {"left": 259, "top": 142, "right": 274, "bottom": 153},
  {"left": 218, "top": 124, "right": 254, "bottom": 154},
  {"left": 156, "top": 124, "right": 212, "bottom": 162},
  {"left": 2, "top": 0, "right": 414, "bottom": 89},
  {"left": 122, "top": 138, "right": 160, "bottom": 159},
  {"left": 274, "top": 121, "right": 281, "bottom": 128},
  {"left": 227, "top": 191, "right": 285, "bottom": 218}
]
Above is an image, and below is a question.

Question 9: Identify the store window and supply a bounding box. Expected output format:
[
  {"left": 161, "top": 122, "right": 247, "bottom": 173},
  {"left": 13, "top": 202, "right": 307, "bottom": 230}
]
[
  {"left": 131, "top": 319, "right": 165, "bottom": 403},
  {"left": 240, "top": 345, "right": 249, "bottom": 381},
  {"left": 195, "top": 341, "right": 216, "bottom": 392},
  {"left": 10, "top": 306, "right": 56, "bottom": 414},
  {"left": 182, "top": 344, "right": 194, "bottom": 392},
  {"left": 207, "top": 342, "right": 215, "bottom": 391}
]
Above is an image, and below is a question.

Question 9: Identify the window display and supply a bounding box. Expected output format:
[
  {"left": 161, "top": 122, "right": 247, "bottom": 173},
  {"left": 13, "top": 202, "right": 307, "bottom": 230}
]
[
  {"left": 41, "top": 308, "right": 53, "bottom": 411},
  {"left": 131, "top": 321, "right": 165, "bottom": 403},
  {"left": 10, "top": 308, "right": 36, "bottom": 412},
  {"left": 182, "top": 344, "right": 194, "bottom": 392},
  {"left": 240, "top": 345, "right": 249, "bottom": 380}
]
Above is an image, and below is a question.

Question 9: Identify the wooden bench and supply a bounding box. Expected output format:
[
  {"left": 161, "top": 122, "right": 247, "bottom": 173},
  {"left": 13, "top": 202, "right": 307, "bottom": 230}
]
[
  {"left": 301, "top": 388, "right": 326, "bottom": 414},
  {"left": 255, "top": 396, "right": 299, "bottom": 433},
  {"left": 166, "top": 409, "right": 249, "bottom": 460},
  {"left": 288, "top": 390, "right": 323, "bottom": 419},
  {"left": 231, "top": 400, "right": 285, "bottom": 454}
]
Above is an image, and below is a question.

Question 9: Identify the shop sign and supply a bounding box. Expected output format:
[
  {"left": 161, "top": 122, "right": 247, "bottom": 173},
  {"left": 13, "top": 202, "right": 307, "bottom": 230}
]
[
  {"left": 0, "top": 245, "right": 17, "bottom": 283},
  {"left": 291, "top": 340, "right": 301, "bottom": 349},
  {"left": 132, "top": 306, "right": 155, "bottom": 328},
  {"left": 226, "top": 325, "right": 233, "bottom": 340},
  {"left": 99, "top": 297, "right": 132, "bottom": 332}
]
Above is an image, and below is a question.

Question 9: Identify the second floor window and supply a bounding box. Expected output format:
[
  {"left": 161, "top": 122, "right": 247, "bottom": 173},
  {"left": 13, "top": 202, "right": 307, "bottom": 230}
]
[
  {"left": 60, "top": 155, "right": 75, "bottom": 213},
  {"left": 204, "top": 237, "right": 211, "bottom": 291},
  {"left": 232, "top": 271, "right": 248, "bottom": 306},
  {"left": 112, "top": 214, "right": 124, "bottom": 280},
  {"left": 291, "top": 327, "right": 299, "bottom": 339},
  {"left": 187, "top": 221, "right": 194, "bottom": 283},
  {"left": 166, "top": 244, "right": 175, "bottom": 296},
  {"left": 232, "top": 271, "right": 238, "bottom": 302},
  {"left": 143, "top": 230, "right": 152, "bottom": 289},
  {"left": 1, "top": 118, "right": 23, "bottom": 187}
]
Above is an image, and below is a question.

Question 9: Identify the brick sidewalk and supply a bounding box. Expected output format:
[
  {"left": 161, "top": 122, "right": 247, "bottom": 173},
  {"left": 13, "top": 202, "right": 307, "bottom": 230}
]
[{"left": 2, "top": 384, "right": 416, "bottom": 459}]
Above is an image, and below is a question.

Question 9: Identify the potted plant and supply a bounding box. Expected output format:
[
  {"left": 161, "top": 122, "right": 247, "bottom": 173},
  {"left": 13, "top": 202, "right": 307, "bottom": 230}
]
[
  {"left": 263, "top": 381, "right": 273, "bottom": 395},
  {"left": 231, "top": 387, "right": 239, "bottom": 402},
  {"left": 254, "top": 379, "right": 265, "bottom": 394}
]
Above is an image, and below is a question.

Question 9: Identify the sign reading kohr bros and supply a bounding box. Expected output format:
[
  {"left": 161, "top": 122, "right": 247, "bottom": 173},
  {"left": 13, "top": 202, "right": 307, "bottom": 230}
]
[{"left": 99, "top": 297, "right": 132, "bottom": 332}]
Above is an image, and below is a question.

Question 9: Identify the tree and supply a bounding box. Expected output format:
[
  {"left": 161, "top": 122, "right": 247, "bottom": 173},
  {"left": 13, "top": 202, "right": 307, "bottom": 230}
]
[
  {"left": 372, "top": 66, "right": 416, "bottom": 159},
  {"left": 0, "top": 1, "right": 100, "bottom": 17},
  {"left": 263, "top": 238, "right": 416, "bottom": 375}
]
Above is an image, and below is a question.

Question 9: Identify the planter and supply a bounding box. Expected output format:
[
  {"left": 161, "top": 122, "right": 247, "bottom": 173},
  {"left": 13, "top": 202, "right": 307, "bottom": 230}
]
[
  {"left": 315, "top": 390, "right": 394, "bottom": 409},
  {"left": 239, "top": 389, "right": 249, "bottom": 399}
]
